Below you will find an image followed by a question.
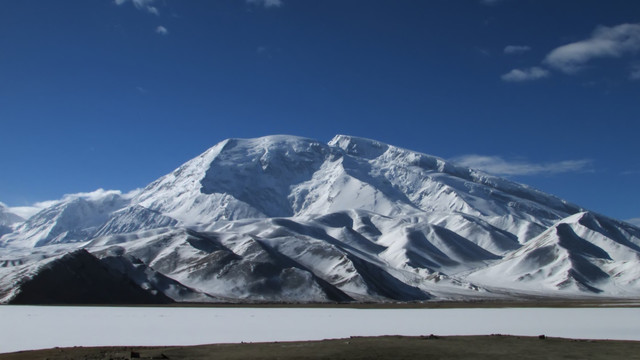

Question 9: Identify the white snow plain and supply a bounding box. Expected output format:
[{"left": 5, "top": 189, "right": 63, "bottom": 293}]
[{"left": 1, "top": 306, "right": 639, "bottom": 353}]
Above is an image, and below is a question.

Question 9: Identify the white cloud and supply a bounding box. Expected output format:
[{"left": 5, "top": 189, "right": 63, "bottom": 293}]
[
  {"left": 630, "top": 64, "right": 640, "bottom": 80},
  {"left": 501, "top": 66, "right": 550, "bottom": 82},
  {"left": 544, "top": 23, "right": 640, "bottom": 74},
  {"left": 626, "top": 218, "right": 640, "bottom": 227},
  {"left": 131, "top": 0, "right": 155, "bottom": 8},
  {"left": 8, "top": 199, "right": 59, "bottom": 219},
  {"left": 246, "top": 0, "right": 283, "bottom": 8},
  {"left": 8, "top": 205, "right": 45, "bottom": 219},
  {"left": 146, "top": 6, "right": 159, "bottom": 16},
  {"left": 60, "top": 189, "right": 124, "bottom": 202},
  {"left": 115, "top": 0, "right": 159, "bottom": 15},
  {"left": 476, "top": 47, "right": 491, "bottom": 57},
  {"left": 155, "top": 26, "right": 169, "bottom": 35},
  {"left": 451, "top": 155, "right": 592, "bottom": 177},
  {"left": 5, "top": 189, "right": 141, "bottom": 220},
  {"left": 504, "top": 45, "right": 532, "bottom": 55},
  {"left": 480, "top": 0, "right": 503, "bottom": 5}
]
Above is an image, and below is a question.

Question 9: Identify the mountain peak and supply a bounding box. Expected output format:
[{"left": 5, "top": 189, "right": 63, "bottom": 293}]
[
  {"left": 329, "top": 134, "right": 390, "bottom": 159},
  {"left": 0, "top": 204, "right": 24, "bottom": 227}
]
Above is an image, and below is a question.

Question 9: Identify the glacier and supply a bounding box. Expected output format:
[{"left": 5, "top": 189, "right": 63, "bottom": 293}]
[{"left": 1, "top": 134, "right": 639, "bottom": 303}]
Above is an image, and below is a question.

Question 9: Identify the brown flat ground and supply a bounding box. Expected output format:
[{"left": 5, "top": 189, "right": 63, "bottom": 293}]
[{"left": 2, "top": 335, "right": 640, "bottom": 360}]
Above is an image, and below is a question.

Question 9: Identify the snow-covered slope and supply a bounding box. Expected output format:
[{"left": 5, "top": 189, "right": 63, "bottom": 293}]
[
  {"left": 467, "top": 211, "right": 640, "bottom": 295},
  {"left": 0, "top": 135, "right": 638, "bottom": 303},
  {"left": 1, "top": 190, "right": 131, "bottom": 248},
  {"left": 0, "top": 203, "right": 24, "bottom": 226},
  {"left": 0, "top": 203, "right": 24, "bottom": 237},
  {"left": 112, "top": 135, "right": 580, "bottom": 236}
]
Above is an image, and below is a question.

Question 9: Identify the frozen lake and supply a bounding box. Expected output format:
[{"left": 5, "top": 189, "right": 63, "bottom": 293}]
[{"left": 1, "top": 306, "right": 639, "bottom": 353}]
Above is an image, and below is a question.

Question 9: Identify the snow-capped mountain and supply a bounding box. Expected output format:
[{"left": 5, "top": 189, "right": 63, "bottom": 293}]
[
  {"left": 468, "top": 211, "right": 640, "bottom": 294},
  {"left": 1, "top": 190, "right": 132, "bottom": 248},
  {"left": 0, "top": 203, "right": 24, "bottom": 237},
  {"left": 0, "top": 203, "right": 23, "bottom": 225},
  {"left": 1, "top": 135, "right": 639, "bottom": 303}
]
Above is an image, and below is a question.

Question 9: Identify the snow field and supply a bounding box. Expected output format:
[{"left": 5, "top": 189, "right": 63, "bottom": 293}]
[{"left": 1, "top": 306, "right": 639, "bottom": 353}]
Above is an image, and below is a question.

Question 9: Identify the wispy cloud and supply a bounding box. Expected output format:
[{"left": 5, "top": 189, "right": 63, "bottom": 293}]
[
  {"left": 246, "top": 0, "right": 284, "bottom": 8},
  {"left": 626, "top": 218, "right": 640, "bottom": 227},
  {"left": 544, "top": 23, "right": 640, "bottom": 74},
  {"left": 630, "top": 64, "right": 640, "bottom": 80},
  {"left": 146, "top": 6, "right": 159, "bottom": 16},
  {"left": 480, "top": 0, "right": 504, "bottom": 5},
  {"left": 8, "top": 200, "right": 58, "bottom": 219},
  {"left": 504, "top": 45, "right": 532, "bottom": 55},
  {"left": 60, "top": 189, "right": 129, "bottom": 202},
  {"left": 451, "top": 155, "right": 592, "bottom": 176},
  {"left": 476, "top": 47, "right": 491, "bottom": 57},
  {"left": 501, "top": 66, "right": 550, "bottom": 82},
  {"left": 501, "top": 23, "right": 640, "bottom": 82},
  {"left": 114, "top": 0, "right": 159, "bottom": 15},
  {"left": 9, "top": 205, "right": 46, "bottom": 219},
  {"left": 6, "top": 189, "right": 141, "bottom": 220},
  {"left": 155, "top": 26, "right": 169, "bottom": 35}
]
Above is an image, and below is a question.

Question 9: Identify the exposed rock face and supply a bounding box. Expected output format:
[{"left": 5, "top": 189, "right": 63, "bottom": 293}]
[{"left": 9, "top": 250, "right": 173, "bottom": 305}]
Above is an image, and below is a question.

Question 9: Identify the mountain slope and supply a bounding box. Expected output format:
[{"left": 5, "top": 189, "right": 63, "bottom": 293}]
[
  {"left": 1, "top": 190, "right": 131, "bottom": 248},
  {"left": 467, "top": 212, "right": 640, "bottom": 295},
  {"left": 0, "top": 203, "right": 23, "bottom": 226},
  {"left": 8, "top": 250, "right": 173, "bottom": 305},
  {"left": 107, "top": 135, "right": 582, "bottom": 239},
  {"left": 0, "top": 203, "right": 24, "bottom": 237}
]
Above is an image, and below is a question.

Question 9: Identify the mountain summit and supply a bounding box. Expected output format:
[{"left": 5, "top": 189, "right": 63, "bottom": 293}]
[{"left": 1, "top": 135, "right": 639, "bottom": 303}]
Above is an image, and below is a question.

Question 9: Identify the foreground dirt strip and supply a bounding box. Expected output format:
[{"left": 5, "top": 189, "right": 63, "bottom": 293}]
[{"left": 2, "top": 335, "right": 640, "bottom": 360}]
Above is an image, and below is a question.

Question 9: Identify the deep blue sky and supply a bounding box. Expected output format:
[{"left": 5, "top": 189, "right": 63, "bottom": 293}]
[{"left": 1, "top": 0, "right": 639, "bottom": 222}]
